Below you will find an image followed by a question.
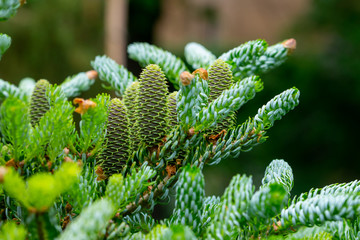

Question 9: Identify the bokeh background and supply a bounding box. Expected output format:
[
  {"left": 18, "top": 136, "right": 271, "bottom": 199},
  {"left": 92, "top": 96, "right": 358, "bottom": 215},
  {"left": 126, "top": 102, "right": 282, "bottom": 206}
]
[{"left": 1, "top": 0, "right": 360, "bottom": 217}]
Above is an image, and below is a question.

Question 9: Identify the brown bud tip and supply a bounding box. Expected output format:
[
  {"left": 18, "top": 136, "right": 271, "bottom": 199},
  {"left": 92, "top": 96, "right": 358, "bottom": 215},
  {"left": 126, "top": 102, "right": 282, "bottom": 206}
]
[
  {"left": 95, "top": 166, "right": 107, "bottom": 181},
  {"left": 47, "top": 161, "right": 52, "bottom": 170},
  {"left": 188, "top": 127, "right": 195, "bottom": 136},
  {"left": 192, "top": 68, "right": 208, "bottom": 80},
  {"left": 73, "top": 98, "right": 97, "bottom": 115},
  {"left": 165, "top": 165, "right": 177, "bottom": 177},
  {"left": 180, "top": 71, "right": 194, "bottom": 86},
  {"left": 63, "top": 147, "right": 70, "bottom": 155},
  {"left": 0, "top": 167, "right": 8, "bottom": 183},
  {"left": 5, "top": 159, "right": 17, "bottom": 169},
  {"left": 273, "top": 221, "right": 281, "bottom": 231},
  {"left": 86, "top": 70, "right": 98, "bottom": 80},
  {"left": 64, "top": 156, "right": 73, "bottom": 163},
  {"left": 65, "top": 202, "right": 72, "bottom": 213},
  {"left": 20, "top": 0, "right": 27, "bottom": 6},
  {"left": 282, "top": 38, "right": 296, "bottom": 54}
]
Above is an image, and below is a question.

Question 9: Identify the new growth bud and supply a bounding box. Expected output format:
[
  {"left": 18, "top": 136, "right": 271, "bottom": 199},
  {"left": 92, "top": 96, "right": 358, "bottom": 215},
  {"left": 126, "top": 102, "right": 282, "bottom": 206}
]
[
  {"left": 86, "top": 70, "right": 98, "bottom": 80},
  {"left": 73, "top": 98, "right": 97, "bottom": 115},
  {"left": 282, "top": 38, "right": 296, "bottom": 55},
  {"left": 180, "top": 71, "right": 194, "bottom": 86},
  {"left": 192, "top": 68, "right": 208, "bottom": 80}
]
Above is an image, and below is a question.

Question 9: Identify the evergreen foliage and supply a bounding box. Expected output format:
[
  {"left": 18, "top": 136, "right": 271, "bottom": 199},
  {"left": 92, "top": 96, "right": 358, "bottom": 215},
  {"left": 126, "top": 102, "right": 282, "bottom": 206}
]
[
  {"left": 128, "top": 42, "right": 189, "bottom": 88},
  {"left": 169, "top": 165, "right": 205, "bottom": 235},
  {"left": 1, "top": 2, "right": 359, "bottom": 239},
  {"left": 184, "top": 42, "right": 216, "bottom": 70},
  {"left": 0, "top": 79, "right": 27, "bottom": 101},
  {"left": 91, "top": 55, "right": 137, "bottom": 97},
  {"left": 77, "top": 93, "right": 110, "bottom": 155},
  {"left": 177, "top": 72, "right": 208, "bottom": 133},
  {"left": 60, "top": 71, "right": 97, "bottom": 98},
  {"left": 0, "top": 33, "right": 11, "bottom": 60},
  {"left": 219, "top": 38, "right": 295, "bottom": 81},
  {"left": 0, "top": 0, "right": 20, "bottom": 21}
]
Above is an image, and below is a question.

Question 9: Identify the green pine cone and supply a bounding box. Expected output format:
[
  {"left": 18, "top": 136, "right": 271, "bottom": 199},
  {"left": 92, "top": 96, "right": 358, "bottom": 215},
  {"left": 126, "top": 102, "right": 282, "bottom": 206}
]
[
  {"left": 208, "top": 59, "right": 233, "bottom": 101},
  {"left": 123, "top": 81, "right": 139, "bottom": 117},
  {"left": 123, "top": 81, "right": 140, "bottom": 151},
  {"left": 207, "top": 59, "right": 235, "bottom": 135},
  {"left": 136, "top": 64, "right": 169, "bottom": 147},
  {"left": 29, "top": 79, "right": 50, "bottom": 127},
  {"left": 167, "top": 91, "right": 178, "bottom": 130},
  {"left": 98, "top": 98, "right": 131, "bottom": 177}
]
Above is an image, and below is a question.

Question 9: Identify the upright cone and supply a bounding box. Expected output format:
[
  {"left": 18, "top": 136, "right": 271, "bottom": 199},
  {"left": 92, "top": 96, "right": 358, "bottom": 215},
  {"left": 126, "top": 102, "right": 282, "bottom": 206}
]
[
  {"left": 207, "top": 59, "right": 236, "bottom": 134},
  {"left": 29, "top": 79, "right": 50, "bottom": 127},
  {"left": 98, "top": 98, "right": 131, "bottom": 177},
  {"left": 135, "top": 64, "right": 169, "bottom": 147}
]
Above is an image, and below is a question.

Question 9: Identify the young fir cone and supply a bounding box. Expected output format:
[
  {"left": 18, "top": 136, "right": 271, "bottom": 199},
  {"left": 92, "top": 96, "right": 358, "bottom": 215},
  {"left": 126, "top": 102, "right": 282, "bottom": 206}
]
[
  {"left": 167, "top": 91, "right": 178, "bottom": 130},
  {"left": 123, "top": 81, "right": 140, "bottom": 151},
  {"left": 97, "top": 98, "right": 131, "bottom": 177},
  {"left": 135, "top": 64, "right": 169, "bottom": 147},
  {"left": 207, "top": 59, "right": 236, "bottom": 135},
  {"left": 29, "top": 79, "right": 50, "bottom": 127}
]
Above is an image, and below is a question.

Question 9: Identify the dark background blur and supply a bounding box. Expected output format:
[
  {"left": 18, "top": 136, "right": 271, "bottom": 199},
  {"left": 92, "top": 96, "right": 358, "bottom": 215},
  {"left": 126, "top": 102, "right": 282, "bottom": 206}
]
[{"left": 1, "top": 0, "right": 360, "bottom": 212}]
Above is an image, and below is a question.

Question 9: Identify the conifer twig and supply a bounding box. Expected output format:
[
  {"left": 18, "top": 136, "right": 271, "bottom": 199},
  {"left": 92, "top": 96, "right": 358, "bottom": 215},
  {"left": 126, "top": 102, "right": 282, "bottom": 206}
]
[{"left": 124, "top": 175, "right": 171, "bottom": 215}]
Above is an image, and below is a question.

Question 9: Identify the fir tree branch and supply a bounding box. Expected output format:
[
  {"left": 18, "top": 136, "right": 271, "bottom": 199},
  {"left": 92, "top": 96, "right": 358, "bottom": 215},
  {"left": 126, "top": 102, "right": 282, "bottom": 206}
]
[
  {"left": 18, "top": 77, "right": 35, "bottom": 95},
  {"left": 0, "top": 97, "right": 31, "bottom": 161},
  {"left": 280, "top": 194, "right": 360, "bottom": 229},
  {"left": 194, "top": 75, "right": 263, "bottom": 132},
  {"left": 0, "top": 0, "right": 21, "bottom": 21},
  {"left": 0, "top": 79, "right": 27, "bottom": 101},
  {"left": 200, "top": 196, "right": 221, "bottom": 231},
  {"left": 58, "top": 198, "right": 116, "bottom": 240},
  {"left": 247, "top": 183, "right": 287, "bottom": 226},
  {"left": 91, "top": 55, "right": 137, "bottom": 97},
  {"left": 0, "top": 33, "right": 11, "bottom": 59},
  {"left": 124, "top": 175, "right": 171, "bottom": 216},
  {"left": 294, "top": 180, "right": 360, "bottom": 203},
  {"left": 219, "top": 39, "right": 296, "bottom": 80},
  {"left": 177, "top": 73, "right": 208, "bottom": 132},
  {"left": 261, "top": 159, "right": 294, "bottom": 194},
  {"left": 128, "top": 42, "right": 189, "bottom": 89},
  {"left": 60, "top": 71, "right": 97, "bottom": 98},
  {"left": 170, "top": 165, "right": 205, "bottom": 235},
  {"left": 205, "top": 175, "right": 253, "bottom": 239},
  {"left": 78, "top": 93, "right": 110, "bottom": 156},
  {"left": 199, "top": 87, "right": 299, "bottom": 165},
  {"left": 184, "top": 42, "right": 216, "bottom": 70},
  {"left": 124, "top": 212, "right": 155, "bottom": 234},
  {"left": 105, "top": 163, "right": 156, "bottom": 211}
]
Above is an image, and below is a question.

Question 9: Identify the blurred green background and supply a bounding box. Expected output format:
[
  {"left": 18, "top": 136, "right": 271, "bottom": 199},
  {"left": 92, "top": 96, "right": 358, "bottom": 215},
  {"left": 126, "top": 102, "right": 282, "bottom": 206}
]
[{"left": 1, "top": 0, "right": 360, "bottom": 211}]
